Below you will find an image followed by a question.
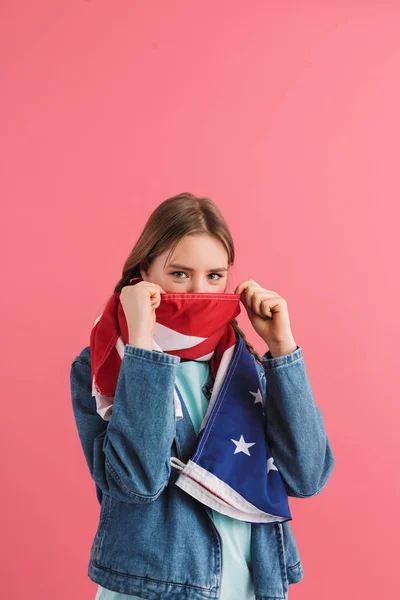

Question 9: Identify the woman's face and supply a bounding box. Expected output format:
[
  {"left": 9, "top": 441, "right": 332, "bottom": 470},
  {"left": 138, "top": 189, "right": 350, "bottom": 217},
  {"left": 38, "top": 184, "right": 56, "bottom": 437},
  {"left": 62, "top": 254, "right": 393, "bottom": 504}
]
[{"left": 140, "top": 234, "right": 231, "bottom": 294}]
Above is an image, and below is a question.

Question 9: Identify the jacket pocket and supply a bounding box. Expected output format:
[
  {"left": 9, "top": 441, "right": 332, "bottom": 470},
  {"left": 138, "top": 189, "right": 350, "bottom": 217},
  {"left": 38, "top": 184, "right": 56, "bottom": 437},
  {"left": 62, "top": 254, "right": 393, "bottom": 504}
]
[
  {"left": 90, "top": 493, "right": 112, "bottom": 563},
  {"left": 279, "top": 521, "right": 304, "bottom": 584}
]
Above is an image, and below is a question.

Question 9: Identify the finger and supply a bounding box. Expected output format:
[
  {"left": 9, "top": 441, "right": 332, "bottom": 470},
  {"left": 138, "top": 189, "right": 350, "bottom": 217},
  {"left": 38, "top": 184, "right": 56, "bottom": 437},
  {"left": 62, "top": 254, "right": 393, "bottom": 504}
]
[
  {"left": 235, "top": 280, "right": 258, "bottom": 294},
  {"left": 138, "top": 281, "right": 166, "bottom": 294},
  {"left": 151, "top": 296, "right": 161, "bottom": 309},
  {"left": 243, "top": 285, "right": 271, "bottom": 314},
  {"left": 250, "top": 292, "right": 273, "bottom": 318},
  {"left": 235, "top": 280, "right": 280, "bottom": 298},
  {"left": 260, "top": 298, "right": 273, "bottom": 318},
  {"left": 237, "top": 284, "right": 264, "bottom": 315},
  {"left": 244, "top": 284, "right": 258, "bottom": 310},
  {"left": 250, "top": 291, "right": 267, "bottom": 315},
  {"left": 250, "top": 289, "right": 263, "bottom": 314}
]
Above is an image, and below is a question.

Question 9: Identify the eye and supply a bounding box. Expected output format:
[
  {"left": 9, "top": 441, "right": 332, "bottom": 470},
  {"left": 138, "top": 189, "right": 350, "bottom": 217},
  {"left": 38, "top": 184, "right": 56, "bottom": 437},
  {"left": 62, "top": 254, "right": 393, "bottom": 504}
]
[{"left": 170, "top": 271, "right": 223, "bottom": 280}]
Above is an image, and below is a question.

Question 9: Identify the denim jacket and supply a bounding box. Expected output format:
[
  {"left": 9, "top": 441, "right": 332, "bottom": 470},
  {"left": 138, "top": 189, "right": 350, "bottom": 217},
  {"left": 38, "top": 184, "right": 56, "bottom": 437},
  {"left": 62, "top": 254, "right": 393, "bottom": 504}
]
[{"left": 70, "top": 338, "right": 335, "bottom": 600}]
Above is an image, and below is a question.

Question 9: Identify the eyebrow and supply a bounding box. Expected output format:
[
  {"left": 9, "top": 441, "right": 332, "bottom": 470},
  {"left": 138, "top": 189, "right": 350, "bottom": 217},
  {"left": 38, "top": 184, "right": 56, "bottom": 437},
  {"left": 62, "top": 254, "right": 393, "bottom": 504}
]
[{"left": 168, "top": 263, "right": 228, "bottom": 272}]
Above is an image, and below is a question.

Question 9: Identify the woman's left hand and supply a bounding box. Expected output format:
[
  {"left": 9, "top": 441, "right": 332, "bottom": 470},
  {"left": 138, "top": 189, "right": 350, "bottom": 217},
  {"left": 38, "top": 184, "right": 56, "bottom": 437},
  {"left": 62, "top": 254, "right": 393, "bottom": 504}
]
[{"left": 234, "top": 279, "right": 298, "bottom": 356}]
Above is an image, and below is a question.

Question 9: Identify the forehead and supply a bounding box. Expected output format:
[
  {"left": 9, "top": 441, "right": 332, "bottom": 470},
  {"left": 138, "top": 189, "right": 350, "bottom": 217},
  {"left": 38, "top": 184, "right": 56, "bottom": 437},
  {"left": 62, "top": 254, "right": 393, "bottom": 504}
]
[{"left": 163, "top": 235, "right": 229, "bottom": 268}]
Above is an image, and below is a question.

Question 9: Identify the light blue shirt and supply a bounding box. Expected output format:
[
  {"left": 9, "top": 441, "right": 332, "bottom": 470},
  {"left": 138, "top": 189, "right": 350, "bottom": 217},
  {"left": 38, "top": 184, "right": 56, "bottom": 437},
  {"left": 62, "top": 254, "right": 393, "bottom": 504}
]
[{"left": 95, "top": 359, "right": 255, "bottom": 600}]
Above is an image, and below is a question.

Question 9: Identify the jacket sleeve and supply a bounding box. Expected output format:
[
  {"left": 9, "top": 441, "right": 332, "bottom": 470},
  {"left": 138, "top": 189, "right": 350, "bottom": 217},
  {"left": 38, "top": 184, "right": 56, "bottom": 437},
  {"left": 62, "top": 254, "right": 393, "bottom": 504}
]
[
  {"left": 260, "top": 345, "right": 335, "bottom": 498},
  {"left": 70, "top": 344, "right": 180, "bottom": 504}
]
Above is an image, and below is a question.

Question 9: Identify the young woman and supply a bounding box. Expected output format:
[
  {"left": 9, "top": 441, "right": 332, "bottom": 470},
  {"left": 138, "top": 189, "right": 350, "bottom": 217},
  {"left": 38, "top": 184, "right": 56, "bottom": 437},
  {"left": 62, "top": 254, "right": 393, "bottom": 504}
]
[{"left": 70, "top": 192, "right": 335, "bottom": 600}]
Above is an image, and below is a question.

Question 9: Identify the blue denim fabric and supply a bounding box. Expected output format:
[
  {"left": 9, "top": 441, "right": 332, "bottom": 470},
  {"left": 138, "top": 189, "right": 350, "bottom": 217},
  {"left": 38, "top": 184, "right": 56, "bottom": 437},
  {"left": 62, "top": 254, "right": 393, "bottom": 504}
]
[
  {"left": 95, "top": 358, "right": 256, "bottom": 600},
  {"left": 70, "top": 338, "right": 335, "bottom": 600}
]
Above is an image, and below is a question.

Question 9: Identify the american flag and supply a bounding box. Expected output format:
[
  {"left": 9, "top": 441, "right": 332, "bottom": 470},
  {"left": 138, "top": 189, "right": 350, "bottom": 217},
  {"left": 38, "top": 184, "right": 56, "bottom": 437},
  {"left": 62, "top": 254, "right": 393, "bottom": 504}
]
[{"left": 90, "top": 277, "right": 292, "bottom": 523}]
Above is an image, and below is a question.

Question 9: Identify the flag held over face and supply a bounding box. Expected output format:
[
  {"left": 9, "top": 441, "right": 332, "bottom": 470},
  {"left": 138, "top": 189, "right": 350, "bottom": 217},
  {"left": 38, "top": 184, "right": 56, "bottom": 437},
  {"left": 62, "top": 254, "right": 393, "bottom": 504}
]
[{"left": 90, "top": 276, "right": 292, "bottom": 524}]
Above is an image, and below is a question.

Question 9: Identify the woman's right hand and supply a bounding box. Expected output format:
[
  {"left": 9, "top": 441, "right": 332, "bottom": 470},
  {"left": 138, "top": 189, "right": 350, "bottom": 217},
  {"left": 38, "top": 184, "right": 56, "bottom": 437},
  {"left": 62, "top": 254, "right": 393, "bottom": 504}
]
[{"left": 120, "top": 281, "right": 166, "bottom": 349}]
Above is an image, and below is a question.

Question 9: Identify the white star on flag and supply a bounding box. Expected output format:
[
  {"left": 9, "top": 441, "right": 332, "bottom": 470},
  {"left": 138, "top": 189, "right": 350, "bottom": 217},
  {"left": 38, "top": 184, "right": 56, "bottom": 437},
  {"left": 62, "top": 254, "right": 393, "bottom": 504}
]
[
  {"left": 267, "top": 456, "right": 279, "bottom": 472},
  {"left": 249, "top": 388, "right": 263, "bottom": 404},
  {"left": 231, "top": 434, "right": 256, "bottom": 456}
]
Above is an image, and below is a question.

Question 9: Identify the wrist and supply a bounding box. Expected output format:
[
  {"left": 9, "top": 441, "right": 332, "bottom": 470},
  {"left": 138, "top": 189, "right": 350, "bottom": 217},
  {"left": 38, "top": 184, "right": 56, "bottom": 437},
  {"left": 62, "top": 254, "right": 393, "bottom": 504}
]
[
  {"left": 267, "top": 339, "right": 298, "bottom": 358},
  {"left": 128, "top": 334, "right": 153, "bottom": 351}
]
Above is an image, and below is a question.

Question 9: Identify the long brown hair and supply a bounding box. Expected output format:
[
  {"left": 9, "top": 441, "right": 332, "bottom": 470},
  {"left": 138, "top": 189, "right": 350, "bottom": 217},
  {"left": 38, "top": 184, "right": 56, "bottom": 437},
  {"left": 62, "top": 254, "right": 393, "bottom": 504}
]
[{"left": 106, "top": 192, "right": 262, "bottom": 364}]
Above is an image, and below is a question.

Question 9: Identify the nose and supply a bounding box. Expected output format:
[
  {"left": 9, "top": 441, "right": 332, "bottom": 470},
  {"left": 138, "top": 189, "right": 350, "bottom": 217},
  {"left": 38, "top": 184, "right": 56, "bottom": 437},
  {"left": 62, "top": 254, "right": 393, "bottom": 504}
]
[
  {"left": 189, "top": 285, "right": 205, "bottom": 293},
  {"left": 189, "top": 279, "right": 206, "bottom": 293}
]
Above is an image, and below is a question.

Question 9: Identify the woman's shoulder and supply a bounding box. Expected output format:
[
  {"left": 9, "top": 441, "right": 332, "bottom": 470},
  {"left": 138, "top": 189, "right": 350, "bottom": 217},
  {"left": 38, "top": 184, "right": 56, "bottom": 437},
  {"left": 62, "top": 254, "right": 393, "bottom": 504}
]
[{"left": 72, "top": 345, "right": 91, "bottom": 366}]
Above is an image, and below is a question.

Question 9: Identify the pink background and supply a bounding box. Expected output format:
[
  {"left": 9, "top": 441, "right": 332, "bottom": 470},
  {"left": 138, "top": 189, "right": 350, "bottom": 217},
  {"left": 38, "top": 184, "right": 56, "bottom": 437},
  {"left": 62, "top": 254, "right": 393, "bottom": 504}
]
[{"left": 2, "top": 1, "right": 399, "bottom": 598}]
